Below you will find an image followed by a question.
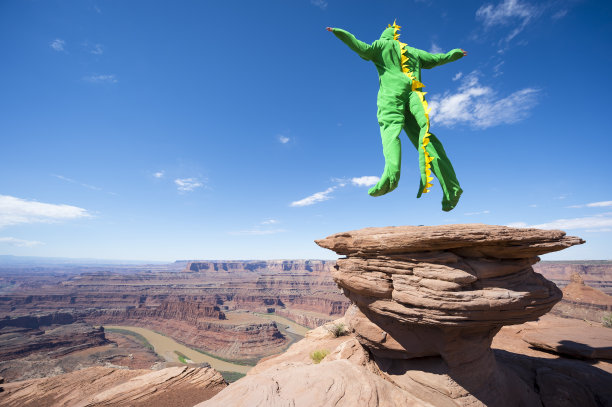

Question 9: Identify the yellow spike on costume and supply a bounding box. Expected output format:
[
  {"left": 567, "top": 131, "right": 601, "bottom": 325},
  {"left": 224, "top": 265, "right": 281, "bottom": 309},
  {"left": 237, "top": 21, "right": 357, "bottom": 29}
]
[
  {"left": 423, "top": 138, "right": 430, "bottom": 147},
  {"left": 427, "top": 177, "right": 434, "bottom": 183},
  {"left": 426, "top": 169, "right": 431, "bottom": 177},
  {"left": 426, "top": 183, "right": 433, "bottom": 188},
  {"left": 427, "top": 156, "right": 434, "bottom": 163}
]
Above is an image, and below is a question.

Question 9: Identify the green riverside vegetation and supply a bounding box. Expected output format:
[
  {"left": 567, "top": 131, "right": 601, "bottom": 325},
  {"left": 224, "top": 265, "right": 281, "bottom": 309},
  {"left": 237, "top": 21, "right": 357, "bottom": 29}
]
[
  {"left": 219, "top": 371, "right": 247, "bottom": 383},
  {"left": 174, "top": 350, "right": 190, "bottom": 364},
  {"left": 105, "top": 328, "right": 154, "bottom": 351}
]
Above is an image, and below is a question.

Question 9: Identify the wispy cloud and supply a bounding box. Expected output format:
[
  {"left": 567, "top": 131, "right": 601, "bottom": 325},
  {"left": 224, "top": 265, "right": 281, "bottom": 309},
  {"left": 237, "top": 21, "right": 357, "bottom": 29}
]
[
  {"left": 90, "top": 44, "right": 104, "bottom": 55},
  {"left": 153, "top": 171, "right": 165, "bottom": 179},
  {"left": 228, "top": 229, "right": 286, "bottom": 236},
  {"left": 310, "top": 0, "right": 328, "bottom": 10},
  {"left": 174, "top": 178, "right": 203, "bottom": 192},
  {"left": 476, "top": 0, "right": 539, "bottom": 44},
  {"left": 291, "top": 187, "right": 336, "bottom": 207},
  {"left": 351, "top": 176, "right": 380, "bottom": 187},
  {"left": 261, "top": 219, "right": 279, "bottom": 225},
  {"left": 53, "top": 174, "right": 102, "bottom": 191},
  {"left": 50, "top": 39, "right": 65, "bottom": 52},
  {"left": 465, "top": 210, "right": 491, "bottom": 216},
  {"left": 0, "top": 195, "right": 91, "bottom": 228},
  {"left": 567, "top": 201, "right": 612, "bottom": 209},
  {"left": 0, "top": 237, "right": 44, "bottom": 247},
  {"left": 551, "top": 9, "right": 568, "bottom": 20},
  {"left": 452, "top": 72, "right": 463, "bottom": 81},
  {"left": 291, "top": 175, "right": 381, "bottom": 206},
  {"left": 507, "top": 213, "right": 612, "bottom": 231},
  {"left": 84, "top": 74, "right": 117, "bottom": 84},
  {"left": 278, "top": 135, "right": 290, "bottom": 144},
  {"left": 429, "top": 43, "right": 443, "bottom": 54},
  {"left": 428, "top": 71, "right": 539, "bottom": 128}
]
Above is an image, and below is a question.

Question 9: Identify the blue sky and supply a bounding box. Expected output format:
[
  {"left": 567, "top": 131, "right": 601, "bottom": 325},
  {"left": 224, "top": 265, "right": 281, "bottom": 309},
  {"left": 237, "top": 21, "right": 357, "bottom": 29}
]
[{"left": 1, "top": 0, "right": 611, "bottom": 261}]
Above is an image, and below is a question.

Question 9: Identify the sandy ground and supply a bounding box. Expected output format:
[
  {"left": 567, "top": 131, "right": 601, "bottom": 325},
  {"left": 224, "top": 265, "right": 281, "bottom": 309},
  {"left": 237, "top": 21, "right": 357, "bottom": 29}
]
[{"left": 104, "top": 325, "right": 251, "bottom": 374}]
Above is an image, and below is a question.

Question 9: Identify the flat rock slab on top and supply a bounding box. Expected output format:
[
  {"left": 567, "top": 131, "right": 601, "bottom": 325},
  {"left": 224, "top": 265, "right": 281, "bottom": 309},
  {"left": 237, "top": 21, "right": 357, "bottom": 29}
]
[{"left": 315, "top": 224, "right": 584, "bottom": 258}]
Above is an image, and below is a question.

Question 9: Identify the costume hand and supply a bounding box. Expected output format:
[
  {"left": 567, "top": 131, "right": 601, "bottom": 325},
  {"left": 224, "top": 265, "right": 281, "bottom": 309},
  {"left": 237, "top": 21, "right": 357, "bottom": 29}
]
[
  {"left": 326, "top": 27, "right": 333, "bottom": 32},
  {"left": 461, "top": 49, "right": 467, "bottom": 56}
]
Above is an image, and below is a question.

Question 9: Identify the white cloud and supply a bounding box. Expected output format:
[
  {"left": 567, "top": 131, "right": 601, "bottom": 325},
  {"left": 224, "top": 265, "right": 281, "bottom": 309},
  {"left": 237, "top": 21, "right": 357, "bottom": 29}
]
[
  {"left": 153, "top": 171, "right": 165, "bottom": 179},
  {"left": 452, "top": 72, "right": 463, "bottom": 81},
  {"left": 91, "top": 44, "right": 104, "bottom": 55},
  {"left": 429, "top": 43, "right": 443, "bottom": 54},
  {"left": 290, "top": 187, "right": 336, "bottom": 207},
  {"left": 261, "top": 219, "right": 279, "bottom": 225},
  {"left": 0, "top": 237, "right": 44, "bottom": 247},
  {"left": 351, "top": 176, "right": 380, "bottom": 187},
  {"left": 228, "top": 229, "right": 286, "bottom": 236},
  {"left": 50, "top": 39, "right": 65, "bottom": 51},
  {"left": 567, "top": 201, "right": 612, "bottom": 209},
  {"left": 278, "top": 136, "right": 290, "bottom": 144},
  {"left": 508, "top": 213, "right": 612, "bottom": 231},
  {"left": 174, "top": 178, "right": 203, "bottom": 192},
  {"left": 53, "top": 174, "right": 102, "bottom": 191},
  {"left": 506, "top": 221, "right": 528, "bottom": 228},
  {"left": 476, "top": 0, "right": 538, "bottom": 43},
  {"left": 0, "top": 195, "right": 91, "bottom": 228},
  {"left": 311, "top": 0, "right": 328, "bottom": 10},
  {"left": 551, "top": 9, "right": 568, "bottom": 20},
  {"left": 531, "top": 213, "right": 612, "bottom": 231},
  {"left": 465, "top": 210, "right": 491, "bottom": 216},
  {"left": 428, "top": 71, "right": 539, "bottom": 129},
  {"left": 84, "top": 74, "right": 117, "bottom": 84}
]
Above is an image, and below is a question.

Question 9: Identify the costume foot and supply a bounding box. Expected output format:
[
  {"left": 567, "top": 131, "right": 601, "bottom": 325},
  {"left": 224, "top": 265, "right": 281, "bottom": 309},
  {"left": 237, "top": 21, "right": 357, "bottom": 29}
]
[
  {"left": 368, "top": 170, "right": 399, "bottom": 197},
  {"left": 441, "top": 188, "right": 463, "bottom": 212}
]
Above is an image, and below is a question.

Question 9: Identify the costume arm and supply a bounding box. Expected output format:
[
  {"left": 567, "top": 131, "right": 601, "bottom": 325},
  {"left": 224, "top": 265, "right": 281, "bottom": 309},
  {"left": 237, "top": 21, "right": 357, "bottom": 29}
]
[
  {"left": 332, "top": 28, "right": 374, "bottom": 61},
  {"left": 417, "top": 48, "right": 464, "bottom": 69}
]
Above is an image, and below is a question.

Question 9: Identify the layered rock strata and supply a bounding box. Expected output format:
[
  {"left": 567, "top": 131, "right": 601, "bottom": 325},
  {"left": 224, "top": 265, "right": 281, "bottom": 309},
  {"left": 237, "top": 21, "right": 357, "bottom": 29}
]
[
  {"left": 2, "top": 365, "right": 226, "bottom": 407},
  {"left": 201, "top": 317, "right": 612, "bottom": 407},
  {"left": 315, "top": 224, "right": 585, "bottom": 407},
  {"left": 550, "top": 272, "right": 612, "bottom": 322},
  {"left": 0, "top": 312, "right": 108, "bottom": 362}
]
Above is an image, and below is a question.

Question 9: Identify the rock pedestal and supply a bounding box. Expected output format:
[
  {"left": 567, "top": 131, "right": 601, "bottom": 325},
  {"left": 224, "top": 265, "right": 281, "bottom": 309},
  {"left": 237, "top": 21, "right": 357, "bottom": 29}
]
[{"left": 316, "top": 224, "right": 584, "bottom": 407}]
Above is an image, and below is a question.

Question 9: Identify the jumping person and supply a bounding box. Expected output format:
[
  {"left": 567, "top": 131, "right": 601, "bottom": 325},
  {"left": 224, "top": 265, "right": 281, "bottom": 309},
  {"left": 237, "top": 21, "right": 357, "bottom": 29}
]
[{"left": 327, "top": 22, "right": 466, "bottom": 211}]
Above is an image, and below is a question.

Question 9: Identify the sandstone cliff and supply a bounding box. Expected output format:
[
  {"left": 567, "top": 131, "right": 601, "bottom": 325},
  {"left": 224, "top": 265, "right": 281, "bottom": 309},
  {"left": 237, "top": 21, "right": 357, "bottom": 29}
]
[
  {"left": 2, "top": 365, "right": 226, "bottom": 407},
  {"left": 200, "top": 224, "right": 612, "bottom": 407}
]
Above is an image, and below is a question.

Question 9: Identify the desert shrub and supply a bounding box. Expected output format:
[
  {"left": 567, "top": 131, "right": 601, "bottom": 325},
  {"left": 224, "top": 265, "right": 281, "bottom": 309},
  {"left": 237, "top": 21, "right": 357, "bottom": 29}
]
[
  {"left": 220, "top": 371, "right": 246, "bottom": 383},
  {"left": 603, "top": 313, "right": 612, "bottom": 328},
  {"left": 174, "top": 350, "right": 189, "bottom": 364},
  {"left": 310, "top": 349, "right": 330, "bottom": 364},
  {"left": 328, "top": 322, "right": 347, "bottom": 338}
]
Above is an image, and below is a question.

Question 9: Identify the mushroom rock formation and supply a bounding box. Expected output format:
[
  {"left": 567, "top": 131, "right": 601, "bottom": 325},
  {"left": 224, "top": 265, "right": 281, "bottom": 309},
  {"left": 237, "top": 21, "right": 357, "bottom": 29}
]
[{"left": 316, "top": 224, "right": 584, "bottom": 407}]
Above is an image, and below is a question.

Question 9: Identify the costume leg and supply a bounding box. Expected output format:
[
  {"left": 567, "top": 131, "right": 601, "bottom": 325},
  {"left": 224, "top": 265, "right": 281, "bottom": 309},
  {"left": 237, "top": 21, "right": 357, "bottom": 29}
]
[
  {"left": 407, "top": 92, "right": 462, "bottom": 211},
  {"left": 368, "top": 102, "right": 404, "bottom": 197}
]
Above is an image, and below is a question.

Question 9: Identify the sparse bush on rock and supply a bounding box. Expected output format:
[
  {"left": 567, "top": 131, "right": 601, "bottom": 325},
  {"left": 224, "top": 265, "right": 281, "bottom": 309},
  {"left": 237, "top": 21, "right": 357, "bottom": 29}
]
[
  {"left": 328, "top": 322, "right": 347, "bottom": 337},
  {"left": 310, "top": 349, "right": 329, "bottom": 364},
  {"left": 603, "top": 313, "right": 612, "bottom": 328}
]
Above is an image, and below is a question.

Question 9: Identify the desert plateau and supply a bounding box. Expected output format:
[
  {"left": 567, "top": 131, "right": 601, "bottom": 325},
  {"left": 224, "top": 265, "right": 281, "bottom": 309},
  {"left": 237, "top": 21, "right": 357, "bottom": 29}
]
[{"left": 0, "top": 225, "right": 610, "bottom": 406}]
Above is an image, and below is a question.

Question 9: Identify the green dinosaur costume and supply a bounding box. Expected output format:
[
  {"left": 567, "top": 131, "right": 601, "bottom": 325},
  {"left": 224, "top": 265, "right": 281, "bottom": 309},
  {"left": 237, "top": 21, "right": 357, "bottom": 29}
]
[{"left": 331, "top": 22, "right": 464, "bottom": 211}]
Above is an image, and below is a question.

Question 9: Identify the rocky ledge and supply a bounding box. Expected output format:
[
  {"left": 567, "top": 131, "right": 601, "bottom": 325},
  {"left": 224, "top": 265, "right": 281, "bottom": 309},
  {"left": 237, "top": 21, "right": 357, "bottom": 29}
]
[{"left": 313, "top": 224, "right": 585, "bottom": 407}]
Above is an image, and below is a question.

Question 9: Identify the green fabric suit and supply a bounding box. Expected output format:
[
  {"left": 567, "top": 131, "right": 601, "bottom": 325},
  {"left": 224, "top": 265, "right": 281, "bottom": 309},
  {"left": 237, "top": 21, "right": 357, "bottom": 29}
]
[{"left": 332, "top": 26, "right": 464, "bottom": 211}]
